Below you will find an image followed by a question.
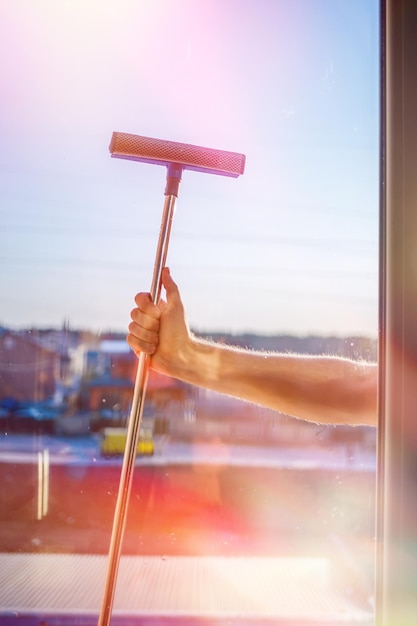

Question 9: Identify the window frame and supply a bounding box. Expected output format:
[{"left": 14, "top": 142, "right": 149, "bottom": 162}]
[{"left": 376, "top": 1, "right": 417, "bottom": 624}]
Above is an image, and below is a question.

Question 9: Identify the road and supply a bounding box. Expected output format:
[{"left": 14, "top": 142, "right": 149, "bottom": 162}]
[
  {"left": 0, "top": 431, "right": 376, "bottom": 469},
  {"left": 1, "top": 433, "right": 375, "bottom": 566}
]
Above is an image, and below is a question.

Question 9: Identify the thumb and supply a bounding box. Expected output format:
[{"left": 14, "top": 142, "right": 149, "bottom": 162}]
[{"left": 161, "top": 267, "right": 180, "bottom": 303}]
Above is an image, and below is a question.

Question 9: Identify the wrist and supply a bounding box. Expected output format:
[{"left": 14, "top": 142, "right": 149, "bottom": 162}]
[{"left": 171, "top": 334, "right": 219, "bottom": 388}]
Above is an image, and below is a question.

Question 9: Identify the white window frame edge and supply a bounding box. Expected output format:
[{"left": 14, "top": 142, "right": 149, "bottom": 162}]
[{"left": 377, "top": 1, "right": 417, "bottom": 625}]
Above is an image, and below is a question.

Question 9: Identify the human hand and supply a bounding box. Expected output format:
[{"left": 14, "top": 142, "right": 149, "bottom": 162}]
[{"left": 127, "top": 267, "right": 190, "bottom": 377}]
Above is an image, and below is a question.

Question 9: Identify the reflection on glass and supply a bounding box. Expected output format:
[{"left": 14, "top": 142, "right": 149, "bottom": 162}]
[
  {"left": 37, "top": 448, "right": 49, "bottom": 521},
  {"left": 0, "top": 0, "right": 378, "bottom": 623}
]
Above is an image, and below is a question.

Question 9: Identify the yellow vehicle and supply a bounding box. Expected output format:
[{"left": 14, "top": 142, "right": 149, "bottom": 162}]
[{"left": 100, "top": 427, "right": 154, "bottom": 457}]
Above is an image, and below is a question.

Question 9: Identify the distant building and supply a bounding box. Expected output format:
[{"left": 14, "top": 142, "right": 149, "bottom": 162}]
[
  {"left": 0, "top": 330, "right": 60, "bottom": 403},
  {"left": 82, "top": 339, "right": 185, "bottom": 417}
]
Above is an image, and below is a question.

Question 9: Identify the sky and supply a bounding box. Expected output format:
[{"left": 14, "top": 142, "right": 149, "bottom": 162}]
[{"left": 0, "top": 0, "right": 380, "bottom": 337}]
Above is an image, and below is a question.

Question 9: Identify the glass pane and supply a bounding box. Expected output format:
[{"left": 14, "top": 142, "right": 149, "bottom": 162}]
[{"left": 0, "top": 1, "right": 379, "bottom": 623}]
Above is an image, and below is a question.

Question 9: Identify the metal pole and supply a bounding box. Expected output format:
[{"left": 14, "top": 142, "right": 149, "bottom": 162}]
[{"left": 98, "top": 174, "right": 179, "bottom": 625}]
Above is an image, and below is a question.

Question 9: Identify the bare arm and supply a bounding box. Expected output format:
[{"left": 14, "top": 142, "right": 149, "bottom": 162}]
[{"left": 127, "top": 268, "right": 377, "bottom": 426}]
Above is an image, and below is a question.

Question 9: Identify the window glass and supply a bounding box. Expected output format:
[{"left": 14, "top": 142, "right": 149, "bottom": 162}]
[{"left": 0, "top": 0, "right": 379, "bottom": 622}]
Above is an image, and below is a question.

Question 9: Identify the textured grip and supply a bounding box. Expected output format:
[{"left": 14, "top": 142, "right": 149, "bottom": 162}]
[{"left": 109, "top": 132, "right": 245, "bottom": 178}]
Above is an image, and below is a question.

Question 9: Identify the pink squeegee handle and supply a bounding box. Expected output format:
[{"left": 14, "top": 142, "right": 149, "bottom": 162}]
[{"left": 98, "top": 182, "right": 178, "bottom": 626}]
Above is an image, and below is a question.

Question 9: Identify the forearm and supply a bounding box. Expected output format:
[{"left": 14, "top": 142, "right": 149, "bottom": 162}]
[
  {"left": 128, "top": 271, "right": 377, "bottom": 426},
  {"left": 166, "top": 335, "right": 377, "bottom": 426}
]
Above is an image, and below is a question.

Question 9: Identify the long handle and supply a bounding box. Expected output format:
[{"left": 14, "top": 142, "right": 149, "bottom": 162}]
[{"left": 98, "top": 191, "right": 177, "bottom": 626}]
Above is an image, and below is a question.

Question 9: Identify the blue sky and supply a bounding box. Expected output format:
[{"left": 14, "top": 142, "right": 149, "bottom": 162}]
[{"left": 0, "top": 0, "right": 380, "bottom": 337}]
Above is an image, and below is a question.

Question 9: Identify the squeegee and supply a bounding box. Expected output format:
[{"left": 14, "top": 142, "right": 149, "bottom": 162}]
[{"left": 98, "top": 133, "right": 245, "bottom": 626}]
